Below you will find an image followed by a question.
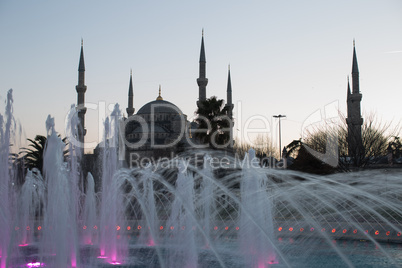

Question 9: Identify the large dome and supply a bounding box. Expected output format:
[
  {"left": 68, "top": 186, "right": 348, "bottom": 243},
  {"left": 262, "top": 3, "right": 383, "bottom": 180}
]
[
  {"left": 132, "top": 123, "right": 168, "bottom": 133},
  {"left": 137, "top": 99, "right": 182, "bottom": 115}
]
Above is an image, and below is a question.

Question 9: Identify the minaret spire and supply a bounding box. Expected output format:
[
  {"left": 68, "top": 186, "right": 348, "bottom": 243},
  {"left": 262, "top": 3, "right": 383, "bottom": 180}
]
[
  {"left": 352, "top": 39, "right": 359, "bottom": 93},
  {"left": 78, "top": 39, "right": 85, "bottom": 72},
  {"left": 200, "top": 29, "right": 206, "bottom": 62},
  {"left": 225, "top": 64, "right": 234, "bottom": 148},
  {"left": 197, "top": 29, "right": 208, "bottom": 106},
  {"left": 126, "top": 69, "right": 135, "bottom": 117},
  {"left": 76, "top": 39, "right": 87, "bottom": 152},
  {"left": 226, "top": 64, "right": 233, "bottom": 119}
]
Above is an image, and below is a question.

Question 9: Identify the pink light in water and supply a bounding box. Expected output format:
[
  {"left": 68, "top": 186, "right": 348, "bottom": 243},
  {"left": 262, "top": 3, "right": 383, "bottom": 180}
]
[
  {"left": 97, "top": 255, "right": 108, "bottom": 259},
  {"left": 26, "top": 262, "right": 44, "bottom": 267},
  {"left": 258, "top": 259, "right": 279, "bottom": 267},
  {"left": 108, "top": 261, "right": 121, "bottom": 265},
  {"left": 147, "top": 239, "right": 155, "bottom": 246},
  {"left": 71, "top": 254, "right": 76, "bottom": 268},
  {"left": 19, "top": 243, "right": 29, "bottom": 247},
  {"left": 84, "top": 236, "right": 92, "bottom": 245}
]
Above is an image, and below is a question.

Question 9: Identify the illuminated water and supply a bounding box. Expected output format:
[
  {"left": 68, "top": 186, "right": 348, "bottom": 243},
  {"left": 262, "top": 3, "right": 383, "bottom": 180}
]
[
  {"left": 12, "top": 236, "right": 402, "bottom": 267},
  {"left": 1, "top": 89, "right": 402, "bottom": 267}
]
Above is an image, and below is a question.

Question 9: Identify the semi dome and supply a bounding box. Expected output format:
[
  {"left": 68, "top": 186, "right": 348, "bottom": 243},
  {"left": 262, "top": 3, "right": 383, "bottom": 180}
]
[{"left": 137, "top": 99, "right": 182, "bottom": 116}]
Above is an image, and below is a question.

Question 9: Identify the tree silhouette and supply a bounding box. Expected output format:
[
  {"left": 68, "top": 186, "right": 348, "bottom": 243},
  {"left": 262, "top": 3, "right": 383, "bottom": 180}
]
[
  {"left": 21, "top": 135, "right": 47, "bottom": 173},
  {"left": 20, "top": 135, "right": 68, "bottom": 174},
  {"left": 388, "top": 136, "right": 402, "bottom": 160},
  {"left": 292, "top": 113, "right": 399, "bottom": 168},
  {"left": 195, "top": 96, "right": 231, "bottom": 148}
]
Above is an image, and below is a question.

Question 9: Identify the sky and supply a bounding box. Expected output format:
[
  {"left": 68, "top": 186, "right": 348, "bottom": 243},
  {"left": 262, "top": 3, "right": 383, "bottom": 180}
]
[{"left": 1, "top": 0, "right": 401, "bottom": 154}]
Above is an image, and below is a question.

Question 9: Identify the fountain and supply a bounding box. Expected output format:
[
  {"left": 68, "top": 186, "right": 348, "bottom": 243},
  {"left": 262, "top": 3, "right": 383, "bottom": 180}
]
[{"left": 1, "top": 88, "right": 402, "bottom": 267}]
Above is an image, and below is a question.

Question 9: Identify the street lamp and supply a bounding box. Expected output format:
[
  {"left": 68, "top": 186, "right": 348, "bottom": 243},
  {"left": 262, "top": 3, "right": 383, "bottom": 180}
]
[{"left": 273, "top": 114, "right": 286, "bottom": 158}]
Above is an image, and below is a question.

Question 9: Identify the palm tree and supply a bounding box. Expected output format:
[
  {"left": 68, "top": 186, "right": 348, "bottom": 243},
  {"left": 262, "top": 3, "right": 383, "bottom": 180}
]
[
  {"left": 20, "top": 135, "right": 68, "bottom": 174},
  {"left": 21, "top": 135, "right": 47, "bottom": 173},
  {"left": 195, "top": 96, "right": 230, "bottom": 148}
]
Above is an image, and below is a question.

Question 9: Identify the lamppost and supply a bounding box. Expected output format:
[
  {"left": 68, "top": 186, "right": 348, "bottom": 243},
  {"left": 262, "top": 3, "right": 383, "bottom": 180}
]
[{"left": 273, "top": 114, "right": 286, "bottom": 158}]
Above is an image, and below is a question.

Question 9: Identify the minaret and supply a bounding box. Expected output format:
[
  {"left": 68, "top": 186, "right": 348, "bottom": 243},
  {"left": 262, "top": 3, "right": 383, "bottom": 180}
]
[
  {"left": 76, "top": 39, "right": 87, "bottom": 152},
  {"left": 225, "top": 65, "right": 234, "bottom": 148},
  {"left": 126, "top": 70, "right": 135, "bottom": 117},
  {"left": 196, "top": 29, "right": 208, "bottom": 107},
  {"left": 225, "top": 65, "right": 234, "bottom": 119},
  {"left": 346, "top": 40, "right": 364, "bottom": 164}
]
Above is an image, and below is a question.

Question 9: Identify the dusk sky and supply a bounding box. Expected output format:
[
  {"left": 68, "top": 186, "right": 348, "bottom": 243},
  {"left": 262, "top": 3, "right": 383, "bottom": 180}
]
[{"left": 1, "top": 0, "right": 401, "bottom": 153}]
